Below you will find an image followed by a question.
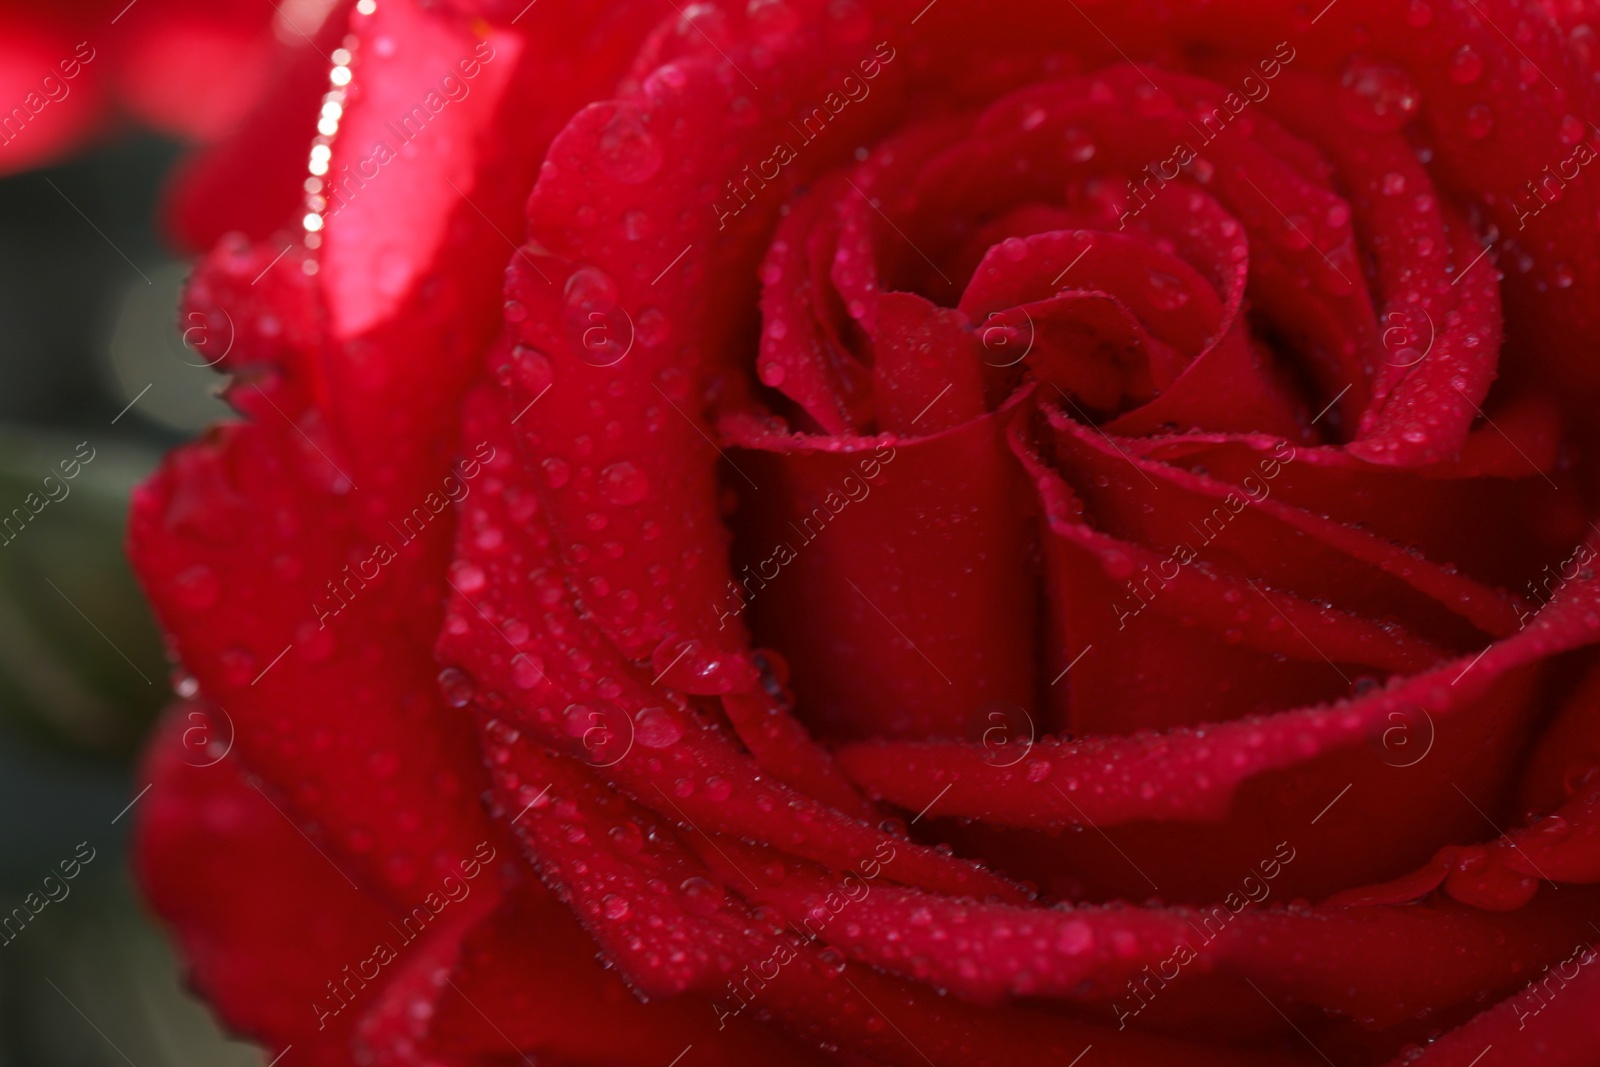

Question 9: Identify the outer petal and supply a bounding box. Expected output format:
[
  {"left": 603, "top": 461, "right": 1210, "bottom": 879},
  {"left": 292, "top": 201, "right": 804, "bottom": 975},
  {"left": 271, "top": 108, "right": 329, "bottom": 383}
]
[
  {"left": 133, "top": 705, "right": 402, "bottom": 1064},
  {"left": 132, "top": 0, "right": 659, "bottom": 903}
]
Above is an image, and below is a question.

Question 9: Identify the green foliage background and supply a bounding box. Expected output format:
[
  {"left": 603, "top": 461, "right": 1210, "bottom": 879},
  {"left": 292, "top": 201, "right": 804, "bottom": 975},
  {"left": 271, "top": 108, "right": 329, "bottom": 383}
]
[{"left": 0, "top": 139, "right": 260, "bottom": 1065}]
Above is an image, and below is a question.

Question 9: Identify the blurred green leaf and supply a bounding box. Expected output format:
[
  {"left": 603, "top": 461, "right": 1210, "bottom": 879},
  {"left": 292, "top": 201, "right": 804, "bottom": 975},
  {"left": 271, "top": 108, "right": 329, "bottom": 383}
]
[
  {"left": 3, "top": 870, "right": 263, "bottom": 1067},
  {"left": 0, "top": 423, "right": 168, "bottom": 758}
]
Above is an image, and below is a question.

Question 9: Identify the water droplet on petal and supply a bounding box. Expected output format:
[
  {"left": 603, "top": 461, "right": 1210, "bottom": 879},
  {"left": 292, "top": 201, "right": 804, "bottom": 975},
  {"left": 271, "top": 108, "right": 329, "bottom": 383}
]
[
  {"left": 610, "top": 821, "right": 644, "bottom": 855},
  {"left": 1147, "top": 270, "right": 1190, "bottom": 309},
  {"left": 173, "top": 565, "right": 220, "bottom": 610},
  {"left": 564, "top": 267, "right": 632, "bottom": 367},
  {"left": 542, "top": 458, "right": 571, "bottom": 489},
  {"left": 450, "top": 560, "right": 486, "bottom": 594},
  {"left": 1340, "top": 57, "right": 1422, "bottom": 132},
  {"left": 1448, "top": 46, "right": 1484, "bottom": 85},
  {"left": 748, "top": 0, "right": 801, "bottom": 38},
  {"left": 220, "top": 645, "right": 257, "bottom": 687},
  {"left": 437, "top": 667, "right": 474, "bottom": 708},
  {"left": 635, "top": 707, "right": 683, "bottom": 748},
  {"left": 510, "top": 345, "right": 554, "bottom": 394},
  {"left": 596, "top": 103, "right": 663, "bottom": 184},
  {"left": 512, "top": 654, "right": 544, "bottom": 689},
  {"left": 1056, "top": 921, "right": 1093, "bottom": 955},
  {"left": 1464, "top": 103, "right": 1495, "bottom": 139},
  {"left": 680, "top": 875, "right": 724, "bottom": 915},
  {"left": 1064, "top": 126, "right": 1096, "bottom": 163},
  {"left": 600, "top": 461, "right": 649, "bottom": 505},
  {"left": 636, "top": 307, "right": 669, "bottom": 347},
  {"left": 295, "top": 621, "right": 335, "bottom": 663}
]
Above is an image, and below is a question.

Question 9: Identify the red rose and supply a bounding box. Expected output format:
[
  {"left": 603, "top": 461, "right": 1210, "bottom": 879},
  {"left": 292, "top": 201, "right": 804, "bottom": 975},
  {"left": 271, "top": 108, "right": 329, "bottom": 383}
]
[{"left": 130, "top": 1, "right": 1600, "bottom": 1064}]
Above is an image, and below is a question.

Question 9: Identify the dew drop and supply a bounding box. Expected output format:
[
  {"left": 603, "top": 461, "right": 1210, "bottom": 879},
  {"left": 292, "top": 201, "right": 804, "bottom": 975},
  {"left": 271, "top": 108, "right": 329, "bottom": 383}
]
[
  {"left": 564, "top": 267, "right": 631, "bottom": 367},
  {"left": 511, "top": 654, "right": 544, "bottom": 690},
  {"left": 610, "top": 821, "right": 644, "bottom": 855},
  {"left": 636, "top": 307, "right": 669, "bottom": 347},
  {"left": 542, "top": 458, "right": 571, "bottom": 489},
  {"left": 596, "top": 103, "right": 663, "bottom": 184},
  {"left": 510, "top": 345, "right": 554, "bottom": 394},
  {"left": 747, "top": 0, "right": 801, "bottom": 37},
  {"left": 437, "top": 667, "right": 474, "bottom": 708},
  {"left": 219, "top": 646, "right": 257, "bottom": 687},
  {"left": 600, "top": 461, "right": 650, "bottom": 505},
  {"left": 1448, "top": 46, "right": 1484, "bottom": 85},
  {"left": 1146, "top": 270, "right": 1190, "bottom": 309},
  {"left": 450, "top": 560, "right": 487, "bottom": 594},
  {"left": 295, "top": 620, "right": 335, "bottom": 663},
  {"left": 172, "top": 565, "right": 220, "bottom": 610},
  {"left": 1056, "top": 921, "right": 1093, "bottom": 954},
  {"left": 680, "top": 875, "right": 724, "bottom": 916},
  {"left": 1340, "top": 58, "right": 1422, "bottom": 132},
  {"left": 635, "top": 707, "right": 684, "bottom": 749},
  {"left": 623, "top": 209, "right": 652, "bottom": 241},
  {"left": 1063, "top": 126, "right": 1096, "bottom": 163},
  {"left": 1464, "top": 103, "right": 1495, "bottom": 139}
]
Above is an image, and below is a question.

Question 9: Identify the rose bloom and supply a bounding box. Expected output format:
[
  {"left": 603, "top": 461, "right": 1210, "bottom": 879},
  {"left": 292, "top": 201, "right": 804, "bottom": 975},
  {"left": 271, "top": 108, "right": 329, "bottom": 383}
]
[{"left": 129, "top": 0, "right": 1600, "bottom": 1064}]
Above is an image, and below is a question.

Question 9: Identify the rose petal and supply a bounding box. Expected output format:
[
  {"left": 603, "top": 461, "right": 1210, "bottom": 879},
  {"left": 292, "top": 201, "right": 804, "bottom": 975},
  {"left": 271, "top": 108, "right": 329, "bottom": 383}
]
[
  {"left": 133, "top": 705, "right": 401, "bottom": 1064},
  {"left": 132, "top": 0, "right": 650, "bottom": 901},
  {"left": 723, "top": 393, "right": 1037, "bottom": 742},
  {"left": 439, "top": 386, "right": 1017, "bottom": 899},
  {"left": 700, "top": 837, "right": 1600, "bottom": 1033}
]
